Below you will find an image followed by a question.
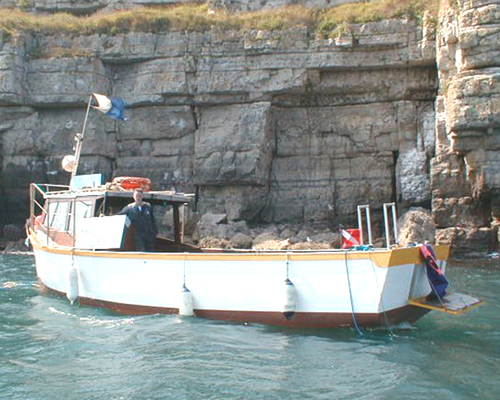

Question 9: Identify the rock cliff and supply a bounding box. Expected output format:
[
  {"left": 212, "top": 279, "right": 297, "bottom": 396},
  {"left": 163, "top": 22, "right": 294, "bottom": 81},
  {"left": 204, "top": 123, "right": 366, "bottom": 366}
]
[
  {"left": 0, "top": 0, "right": 499, "bottom": 257},
  {"left": 434, "top": 0, "right": 500, "bottom": 257}
]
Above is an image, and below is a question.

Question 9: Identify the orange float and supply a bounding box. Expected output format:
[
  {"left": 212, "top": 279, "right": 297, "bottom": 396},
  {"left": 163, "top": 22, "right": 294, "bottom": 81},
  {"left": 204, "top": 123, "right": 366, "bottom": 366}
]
[{"left": 112, "top": 176, "right": 151, "bottom": 192}]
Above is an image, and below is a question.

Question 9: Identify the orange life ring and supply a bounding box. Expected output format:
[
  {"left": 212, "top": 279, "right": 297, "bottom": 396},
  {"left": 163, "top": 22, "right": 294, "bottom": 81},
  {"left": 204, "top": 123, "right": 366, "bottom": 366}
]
[{"left": 112, "top": 176, "right": 151, "bottom": 192}]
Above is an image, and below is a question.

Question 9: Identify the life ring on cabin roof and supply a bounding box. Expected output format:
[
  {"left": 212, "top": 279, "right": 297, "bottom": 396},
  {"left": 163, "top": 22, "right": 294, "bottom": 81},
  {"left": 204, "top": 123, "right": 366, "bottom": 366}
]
[{"left": 112, "top": 176, "right": 151, "bottom": 192}]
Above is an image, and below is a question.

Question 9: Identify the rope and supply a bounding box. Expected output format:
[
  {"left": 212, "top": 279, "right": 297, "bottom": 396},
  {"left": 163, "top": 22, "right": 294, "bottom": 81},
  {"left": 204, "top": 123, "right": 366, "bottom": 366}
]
[{"left": 344, "top": 251, "right": 363, "bottom": 336}]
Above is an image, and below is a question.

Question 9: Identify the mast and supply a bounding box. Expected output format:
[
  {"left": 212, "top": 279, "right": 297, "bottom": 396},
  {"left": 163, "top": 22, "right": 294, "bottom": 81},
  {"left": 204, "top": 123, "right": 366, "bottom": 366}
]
[{"left": 70, "top": 94, "right": 94, "bottom": 182}]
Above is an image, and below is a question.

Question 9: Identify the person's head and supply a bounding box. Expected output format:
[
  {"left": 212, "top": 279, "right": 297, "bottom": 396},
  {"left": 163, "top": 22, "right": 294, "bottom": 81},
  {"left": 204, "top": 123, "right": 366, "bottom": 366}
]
[{"left": 133, "top": 189, "right": 144, "bottom": 204}]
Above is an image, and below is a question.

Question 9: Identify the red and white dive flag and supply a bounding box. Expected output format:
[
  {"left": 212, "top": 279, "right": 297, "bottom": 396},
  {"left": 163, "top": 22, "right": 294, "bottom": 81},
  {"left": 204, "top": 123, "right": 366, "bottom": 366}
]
[{"left": 341, "top": 229, "right": 361, "bottom": 249}]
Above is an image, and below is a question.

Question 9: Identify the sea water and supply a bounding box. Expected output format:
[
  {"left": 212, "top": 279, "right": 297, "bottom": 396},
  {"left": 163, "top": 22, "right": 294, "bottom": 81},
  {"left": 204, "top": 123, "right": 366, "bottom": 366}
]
[{"left": 0, "top": 253, "right": 499, "bottom": 400}]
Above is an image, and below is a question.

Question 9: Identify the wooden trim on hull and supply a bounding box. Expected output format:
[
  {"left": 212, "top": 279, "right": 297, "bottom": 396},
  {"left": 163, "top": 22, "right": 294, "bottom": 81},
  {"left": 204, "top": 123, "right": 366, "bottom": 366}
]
[
  {"left": 197, "top": 307, "right": 431, "bottom": 329},
  {"left": 29, "top": 229, "right": 450, "bottom": 268},
  {"left": 38, "top": 281, "right": 431, "bottom": 329}
]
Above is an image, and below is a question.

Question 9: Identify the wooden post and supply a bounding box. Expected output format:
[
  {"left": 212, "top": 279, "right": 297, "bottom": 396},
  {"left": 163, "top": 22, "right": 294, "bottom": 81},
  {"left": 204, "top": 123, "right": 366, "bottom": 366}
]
[
  {"left": 46, "top": 199, "right": 50, "bottom": 247},
  {"left": 29, "top": 184, "right": 34, "bottom": 229},
  {"left": 173, "top": 204, "right": 181, "bottom": 243},
  {"left": 72, "top": 197, "right": 76, "bottom": 248}
]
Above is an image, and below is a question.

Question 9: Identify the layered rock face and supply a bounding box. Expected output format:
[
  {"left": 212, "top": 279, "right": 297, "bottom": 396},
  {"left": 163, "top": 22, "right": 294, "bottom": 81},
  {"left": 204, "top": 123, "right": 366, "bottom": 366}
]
[
  {"left": 1, "top": 0, "right": 499, "bottom": 257},
  {"left": 434, "top": 0, "right": 500, "bottom": 257},
  {"left": 0, "top": 19, "right": 436, "bottom": 228}
]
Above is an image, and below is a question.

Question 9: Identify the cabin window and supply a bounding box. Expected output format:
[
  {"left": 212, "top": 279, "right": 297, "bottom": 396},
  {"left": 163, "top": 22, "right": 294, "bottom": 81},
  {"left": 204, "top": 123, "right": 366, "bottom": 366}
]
[
  {"left": 47, "top": 200, "right": 70, "bottom": 232},
  {"left": 69, "top": 199, "right": 94, "bottom": 232},
  {"left": 46, "top": 198, "right": 95, "bottom": 233}
]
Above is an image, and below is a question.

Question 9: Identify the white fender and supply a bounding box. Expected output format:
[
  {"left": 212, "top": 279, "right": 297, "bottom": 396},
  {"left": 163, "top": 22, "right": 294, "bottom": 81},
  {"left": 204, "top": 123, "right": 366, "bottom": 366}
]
[
  {"left": 282, "top": 278, "right": 296, "bottom": 319},
  {"left": 179, "top": 285, "right": 194, "bottom": 316},
  {"left": 67, "top": 266, "right": 79, "bottom": 305}
]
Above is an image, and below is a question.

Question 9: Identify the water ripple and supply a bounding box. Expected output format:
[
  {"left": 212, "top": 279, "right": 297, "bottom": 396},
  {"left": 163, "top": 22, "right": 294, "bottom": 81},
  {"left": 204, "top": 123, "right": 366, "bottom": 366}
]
[{"left": 1, "top": 255, "right": 499, "bottom": 400}]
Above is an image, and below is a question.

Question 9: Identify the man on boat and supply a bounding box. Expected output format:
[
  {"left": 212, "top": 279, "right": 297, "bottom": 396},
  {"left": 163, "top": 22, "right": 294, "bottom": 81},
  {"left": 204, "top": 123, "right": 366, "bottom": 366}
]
[{"left": 118, "top": 189, "right": 158, "bottom": 252}]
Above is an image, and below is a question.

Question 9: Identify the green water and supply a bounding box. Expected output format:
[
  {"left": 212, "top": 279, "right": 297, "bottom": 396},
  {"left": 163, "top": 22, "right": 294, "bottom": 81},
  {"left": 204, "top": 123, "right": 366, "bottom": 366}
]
[{"left": 0, "top": 254, "right": 499, "bottom": 400}]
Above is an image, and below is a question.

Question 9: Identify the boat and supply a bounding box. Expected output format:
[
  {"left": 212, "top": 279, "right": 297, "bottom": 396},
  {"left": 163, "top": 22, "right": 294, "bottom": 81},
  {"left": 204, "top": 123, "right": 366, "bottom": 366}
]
[{"left": 26, "top": 94, "right": 483, "bottom": 329}]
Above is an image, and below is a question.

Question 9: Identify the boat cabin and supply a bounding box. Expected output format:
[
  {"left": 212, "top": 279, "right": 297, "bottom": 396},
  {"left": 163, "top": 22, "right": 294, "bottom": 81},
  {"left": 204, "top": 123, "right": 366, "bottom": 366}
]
[{"left": 28, "top": 177, "right": 197, "bottom": 252}]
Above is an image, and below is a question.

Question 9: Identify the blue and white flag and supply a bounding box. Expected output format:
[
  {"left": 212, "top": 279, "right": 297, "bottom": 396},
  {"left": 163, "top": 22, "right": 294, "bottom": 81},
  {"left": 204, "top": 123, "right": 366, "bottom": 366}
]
[{"left": 92, "top": 93, "right": 127, "bottom": 120}]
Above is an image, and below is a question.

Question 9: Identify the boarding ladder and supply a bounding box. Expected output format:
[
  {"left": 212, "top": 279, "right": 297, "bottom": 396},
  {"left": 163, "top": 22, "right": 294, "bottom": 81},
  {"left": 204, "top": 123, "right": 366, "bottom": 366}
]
[{"left": 356, "top": 203, "right": 398, "bottom": 248}]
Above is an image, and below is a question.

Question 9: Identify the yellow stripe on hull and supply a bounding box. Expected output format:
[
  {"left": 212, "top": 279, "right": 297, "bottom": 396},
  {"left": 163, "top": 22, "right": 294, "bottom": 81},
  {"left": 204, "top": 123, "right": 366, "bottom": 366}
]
[{"left": 29, "top": 229, "right": 449, "bottom": 268}]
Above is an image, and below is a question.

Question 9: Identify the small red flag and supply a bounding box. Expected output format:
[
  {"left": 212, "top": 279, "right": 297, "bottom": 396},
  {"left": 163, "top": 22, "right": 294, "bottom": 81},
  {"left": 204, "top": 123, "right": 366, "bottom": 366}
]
[{"left": 341, "top": 229, "right": 361, "bottom": 249}]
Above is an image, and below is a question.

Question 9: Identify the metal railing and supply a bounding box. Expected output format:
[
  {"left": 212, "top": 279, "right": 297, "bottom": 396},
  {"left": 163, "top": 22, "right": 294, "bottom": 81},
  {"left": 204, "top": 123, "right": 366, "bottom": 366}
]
[
  {"left": 355, "top": 203, "right": 399, "bottom": 249},
  {"left": 30, "top": 183, "right": 75, "bottom": 247},
  {"left": 383, "top": 202, "right": 398, "bottom": 248},
  {"left": 356, "top": 205, "right": 373, "bottom": 246}
]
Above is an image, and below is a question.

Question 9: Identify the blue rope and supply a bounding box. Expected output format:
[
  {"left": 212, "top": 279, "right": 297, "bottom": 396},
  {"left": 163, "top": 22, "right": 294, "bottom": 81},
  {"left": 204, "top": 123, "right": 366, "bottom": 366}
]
[{"left": 344, "top": 251, "right": 363, "bottom": 336}]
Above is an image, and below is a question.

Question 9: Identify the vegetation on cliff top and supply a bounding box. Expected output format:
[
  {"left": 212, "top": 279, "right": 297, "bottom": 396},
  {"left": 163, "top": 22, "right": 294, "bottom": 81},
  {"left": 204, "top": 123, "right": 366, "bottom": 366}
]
[
  {"left": 317, "top": 0, "right": 439, "bottom": 38},
  {"left": 0, "top": 0, "right": 440, "bottom": 39}
]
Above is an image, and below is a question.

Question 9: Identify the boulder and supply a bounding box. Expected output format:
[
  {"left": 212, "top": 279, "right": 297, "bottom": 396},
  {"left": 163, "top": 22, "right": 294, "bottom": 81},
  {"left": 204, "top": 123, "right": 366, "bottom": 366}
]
[
  {"left": 252, "top": 238, "right": 290, "bottom": 250},
  {"left": 287, "top": 242, "right": 331, "bottom": 250},
  {"left": 229, "top": 233, "right": 253, "bottom": 249},
  {"left": 398, "top": 207, "right": 435, "bottom": 247},
  {"left": 253, "top": 226, "right": 279, "bottom": 245},
  {"left": 311, "top": 231, "right": 337, "bottom": 244},
  {"left": 279, "top": 227, "right": 297, "bottom": 239},
  {"left": 198, "top": 236, "right": 230, "bottom": 249},
  {"left": 200, "top": 213, "right": 228, "bottom": 225},
  {"left": 296, "top": 227, "right": 315, "bottom": 241}
]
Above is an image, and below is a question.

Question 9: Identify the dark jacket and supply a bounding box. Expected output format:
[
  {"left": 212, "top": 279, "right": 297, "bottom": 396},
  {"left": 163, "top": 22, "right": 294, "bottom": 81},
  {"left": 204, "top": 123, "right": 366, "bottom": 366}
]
[{"left": 118, "top": 202, "right": 158, "bottom": 239}]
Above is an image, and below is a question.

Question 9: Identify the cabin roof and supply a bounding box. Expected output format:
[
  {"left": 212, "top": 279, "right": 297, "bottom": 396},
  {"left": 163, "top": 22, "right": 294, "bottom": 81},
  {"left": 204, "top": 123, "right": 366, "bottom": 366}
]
[{"left": 42, "top": 187, "right": 194, "bottom": 204}]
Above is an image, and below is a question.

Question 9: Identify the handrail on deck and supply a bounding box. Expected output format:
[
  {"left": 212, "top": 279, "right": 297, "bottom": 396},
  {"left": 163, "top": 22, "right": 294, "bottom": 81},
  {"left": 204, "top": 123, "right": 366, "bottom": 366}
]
[
  {"left": 30, "top": 183, "right": 66, "bottom": 227},
  {"left": 383, "top": 202, "right": 398, "bottom": 248},
  {"left": 354, "top": 203, "right": 399, "bottom": 249},
  {"left": 356, "top": 205, "right": 373, "bottom": 246},
  {"left": 29, "top": 183, "right": 76, "bottom": 247},
  {"left": 31, "top": 183, "right": 70, "bottom": 195}
]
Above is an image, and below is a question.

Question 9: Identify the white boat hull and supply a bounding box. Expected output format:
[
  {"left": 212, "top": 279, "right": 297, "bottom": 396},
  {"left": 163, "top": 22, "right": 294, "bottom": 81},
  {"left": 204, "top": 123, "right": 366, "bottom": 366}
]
[{"left": 31, "top": 232, "right": 449, "bottom": 328}]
